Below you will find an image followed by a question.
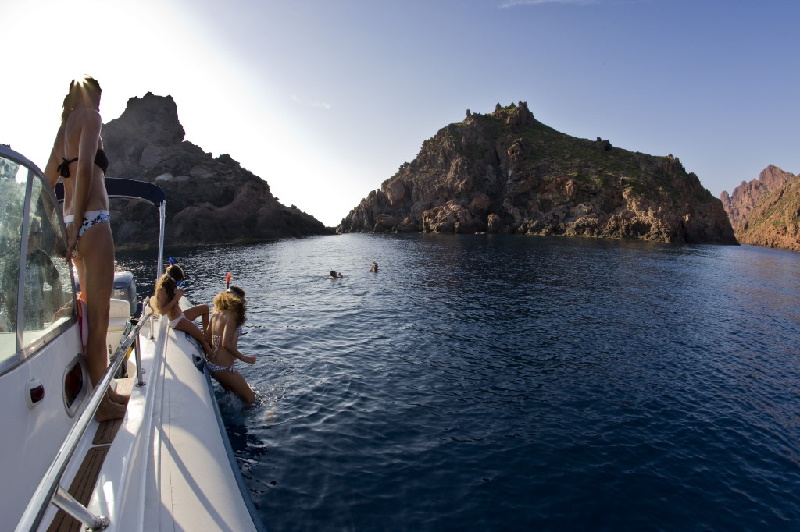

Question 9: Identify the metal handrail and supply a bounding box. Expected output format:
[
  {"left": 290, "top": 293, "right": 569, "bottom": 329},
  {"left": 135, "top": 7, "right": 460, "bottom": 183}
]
[{"left": 15, "top": 312, "right": 153, "bottom": 532}]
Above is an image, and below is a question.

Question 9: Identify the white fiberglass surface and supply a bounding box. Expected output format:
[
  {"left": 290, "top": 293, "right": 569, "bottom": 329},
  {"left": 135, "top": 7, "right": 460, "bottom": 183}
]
[{"left": 0, "top": 323, "right": 86, "bottom": 530}]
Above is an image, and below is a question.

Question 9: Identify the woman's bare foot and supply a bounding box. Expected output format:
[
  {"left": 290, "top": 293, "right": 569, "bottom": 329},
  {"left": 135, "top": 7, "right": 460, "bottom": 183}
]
[
  {"left": 107, "top": 386, "right": 130, "bottom": 405},
  {"left": 95, "top": 393, "right": 127, "bottom": 422}
]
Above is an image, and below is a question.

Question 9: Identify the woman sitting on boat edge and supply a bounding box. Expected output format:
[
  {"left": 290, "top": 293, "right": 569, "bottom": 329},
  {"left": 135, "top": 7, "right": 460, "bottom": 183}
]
[
  {"left": 153, "top": 263, "right": 212, "bottom": 356},
  {"left": 204, "top": 286, "right": 256, "bottom": 405}
]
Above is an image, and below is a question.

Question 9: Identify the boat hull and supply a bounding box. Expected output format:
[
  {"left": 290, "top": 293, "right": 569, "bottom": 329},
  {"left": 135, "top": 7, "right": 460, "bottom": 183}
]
[{"left": 0, "top": 322, "right": 88, "bottom": 528}]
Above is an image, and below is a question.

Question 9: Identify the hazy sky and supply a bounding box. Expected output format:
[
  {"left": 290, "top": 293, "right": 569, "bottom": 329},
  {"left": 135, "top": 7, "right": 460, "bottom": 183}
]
[{"left": 2, "top": 0, "right": 798, "bottom": 227}]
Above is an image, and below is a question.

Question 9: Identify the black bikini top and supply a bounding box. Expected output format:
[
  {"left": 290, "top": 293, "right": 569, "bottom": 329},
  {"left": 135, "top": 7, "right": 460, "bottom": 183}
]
[{"left": 57, "top": 149, "right": 109, "bottom": 178}]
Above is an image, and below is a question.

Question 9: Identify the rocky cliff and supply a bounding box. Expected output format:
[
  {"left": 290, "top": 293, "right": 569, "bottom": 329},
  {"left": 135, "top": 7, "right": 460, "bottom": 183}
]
[
  {"left": 339, "top": 102, "right": 737, "bottom": 245},
  {"left": 720, "top": 165, "right": 794, "bottom": 229},
  {"left": 102, "top": 93, "right": 332, "bottom": 249},
  {"left": 721, "top": 166, "right": 800, "bottom": 252}
]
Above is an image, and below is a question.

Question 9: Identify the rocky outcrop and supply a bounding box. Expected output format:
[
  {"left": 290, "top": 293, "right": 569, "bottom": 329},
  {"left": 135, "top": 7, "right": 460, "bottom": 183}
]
[
  {"left": 102, "top": 93, "right": 332, "bottom": 249},
  {"left": 720, "top": 165, "right": 794, "bottom": 229},
  {"left": 339, "top": 102, "right": 737, "bottom": 245},
  {"left": 721, "top": 166, "right": 800, "bottom": 252}
]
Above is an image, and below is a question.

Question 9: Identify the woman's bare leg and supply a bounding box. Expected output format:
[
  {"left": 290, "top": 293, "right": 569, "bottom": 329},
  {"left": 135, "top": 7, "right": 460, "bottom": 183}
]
[
  {"left": 77, "top": 222, "right": 126, "bottom": 420},
  {"left": 184, "top": 304, "right": 209, "bottom": 332},
  {"left": 176, "top": 317, "right": 212, "bottom": 355},
  {"left": 212, "top": 370, "right": 256, "bottom": 404}
]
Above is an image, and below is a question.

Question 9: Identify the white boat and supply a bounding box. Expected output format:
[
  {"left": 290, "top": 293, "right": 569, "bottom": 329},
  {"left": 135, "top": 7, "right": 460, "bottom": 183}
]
[{"left": 0, "top": 145, "right": 264, "bottom": 531}]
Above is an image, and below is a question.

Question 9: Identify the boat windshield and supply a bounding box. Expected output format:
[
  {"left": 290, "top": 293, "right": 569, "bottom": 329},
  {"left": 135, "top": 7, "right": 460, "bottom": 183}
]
[{"left": 0, "top": 148, "right": 74, "bottom": 370}]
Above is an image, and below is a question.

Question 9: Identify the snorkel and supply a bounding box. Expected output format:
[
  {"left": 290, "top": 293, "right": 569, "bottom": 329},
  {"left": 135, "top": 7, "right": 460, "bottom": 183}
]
[
  {"left": 226, "top": 272, "right": 232, "bottom": 289},
  {"left": 166, "top": 257, "right": 184, "bottom": 287}
]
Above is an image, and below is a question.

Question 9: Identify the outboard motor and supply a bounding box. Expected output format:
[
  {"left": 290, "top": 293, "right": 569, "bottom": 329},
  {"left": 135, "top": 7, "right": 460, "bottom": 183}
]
[
  {"left": 112, "top": 271, "right": 137, "bottom": 316},
  {"left": 75, "top": 270, "right": 138, "bottom": 317}
]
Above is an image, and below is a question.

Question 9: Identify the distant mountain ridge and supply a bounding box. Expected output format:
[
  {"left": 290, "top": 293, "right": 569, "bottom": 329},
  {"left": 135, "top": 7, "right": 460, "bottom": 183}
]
[
  {"left": 338, "top": 102, "right": 736, "bottom": 245},
  {"left": 102, "top": 92, "right": 332, "bottom": 249},
  {"left": 720, "top": 166, "right": 800, "bottom": 252}
]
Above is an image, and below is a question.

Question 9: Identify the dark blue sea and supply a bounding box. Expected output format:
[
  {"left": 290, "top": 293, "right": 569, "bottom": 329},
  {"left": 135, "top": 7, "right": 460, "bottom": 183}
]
[{"left": 117, "top": 234, "right": 800, "bottom": 531}]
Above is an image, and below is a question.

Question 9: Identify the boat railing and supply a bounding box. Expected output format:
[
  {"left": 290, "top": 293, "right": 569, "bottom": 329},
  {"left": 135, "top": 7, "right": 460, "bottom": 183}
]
[{"left": 15, "top": 311, "right": 154, "bottom": 532}]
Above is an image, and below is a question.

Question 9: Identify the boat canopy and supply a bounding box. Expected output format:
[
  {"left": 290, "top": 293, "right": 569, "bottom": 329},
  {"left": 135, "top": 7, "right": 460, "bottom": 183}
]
[{"left": 54, "top": 177, "right": 165, "bottom": 206}]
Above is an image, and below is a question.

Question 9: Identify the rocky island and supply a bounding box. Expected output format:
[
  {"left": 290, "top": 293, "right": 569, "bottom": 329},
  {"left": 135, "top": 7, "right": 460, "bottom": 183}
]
[
  {"left": 102, "top": 93, "right": 332, "bottom": 249},
  {"left": 339, "top": 102, "right": 736, "bottom": 245},
  {"left": 721, "top": 165, "right": 800, "bottom": 252}
]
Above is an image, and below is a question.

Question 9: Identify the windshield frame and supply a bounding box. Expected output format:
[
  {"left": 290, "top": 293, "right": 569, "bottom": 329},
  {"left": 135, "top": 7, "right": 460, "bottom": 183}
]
[{"left": 0, "top": 145, "right": 77, "bottom": 376}]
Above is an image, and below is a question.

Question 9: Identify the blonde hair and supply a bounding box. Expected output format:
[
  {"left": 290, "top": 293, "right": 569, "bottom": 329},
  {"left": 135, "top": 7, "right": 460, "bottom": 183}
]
[
  {"left": 213, "top": 286, "right": 246, "bottom": 326},
  {"left": 61, "top": 76, "right": 103, "bottom": 122}
]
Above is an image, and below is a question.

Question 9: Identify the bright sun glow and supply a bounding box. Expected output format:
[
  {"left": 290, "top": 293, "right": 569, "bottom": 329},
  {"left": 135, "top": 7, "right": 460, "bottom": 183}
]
[{"left": 2, "top": 0, "right": 349, "bottom": 225}]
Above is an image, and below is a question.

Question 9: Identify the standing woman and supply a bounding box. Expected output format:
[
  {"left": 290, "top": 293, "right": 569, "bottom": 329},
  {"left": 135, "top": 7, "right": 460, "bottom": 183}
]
[{"left": 44, "top": 76, "right": 126, "bottom": 421}]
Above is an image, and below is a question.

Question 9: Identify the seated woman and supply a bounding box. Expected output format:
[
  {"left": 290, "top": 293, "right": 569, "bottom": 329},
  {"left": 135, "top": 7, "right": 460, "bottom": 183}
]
[
  {"left": 153, "top": 264, "right": 211, "bottom": 356},
  {"left": 204, "top": 286, "right": 256, "bottom": 404}
]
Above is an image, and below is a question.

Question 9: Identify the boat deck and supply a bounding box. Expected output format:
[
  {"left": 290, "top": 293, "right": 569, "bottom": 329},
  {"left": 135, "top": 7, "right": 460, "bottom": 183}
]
[
  {"left": 41, "top": 317, "right": 260, "bottom": 532},
  {"left": 46, "top": 379, "right": 133, "bottom": 532},
  {"left": 145, "top": 328, "right": 258, "bottom": 531}
]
